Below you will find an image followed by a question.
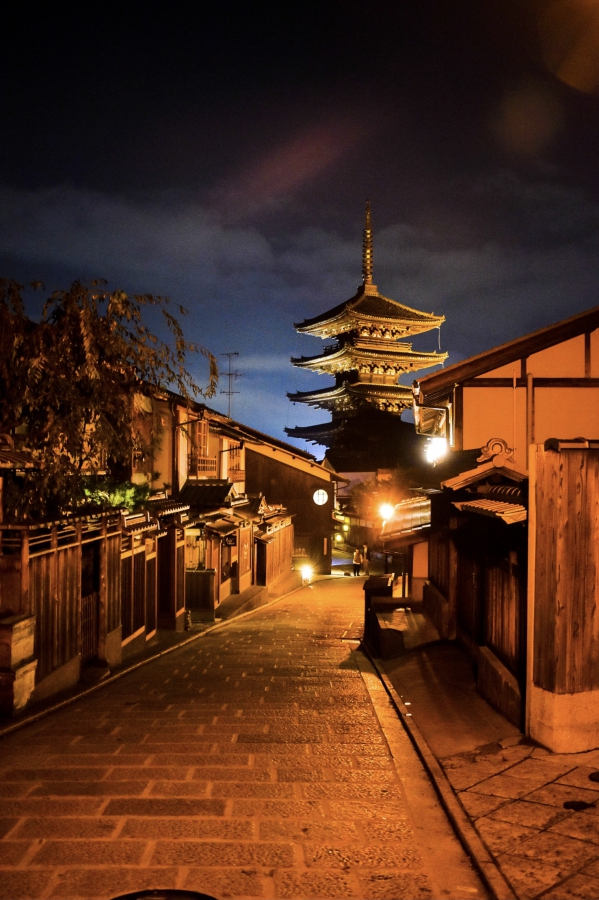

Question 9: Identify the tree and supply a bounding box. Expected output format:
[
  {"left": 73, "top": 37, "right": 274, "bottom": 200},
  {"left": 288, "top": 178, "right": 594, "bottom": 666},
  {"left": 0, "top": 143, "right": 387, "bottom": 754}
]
[{"left": 0, "top": 279, "right": 218, "bottom": 519}]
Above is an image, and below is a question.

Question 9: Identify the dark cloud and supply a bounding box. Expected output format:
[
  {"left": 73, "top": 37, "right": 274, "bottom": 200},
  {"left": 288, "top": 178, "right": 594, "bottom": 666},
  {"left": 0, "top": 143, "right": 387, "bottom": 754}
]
[
  {"left": 2, "top": 173, "right": 598, "bottom": 450},
  {"left": 2, "top": 3, "right": 599, "bottom": 454}
]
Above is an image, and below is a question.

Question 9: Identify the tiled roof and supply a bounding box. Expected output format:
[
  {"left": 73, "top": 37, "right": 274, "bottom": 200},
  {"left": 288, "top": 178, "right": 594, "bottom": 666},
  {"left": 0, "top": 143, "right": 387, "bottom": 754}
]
[
  {"left": 179, "top": 480, "right": 234, "bottom": 511},
  {"left": 295, "top": 286, "right": 444, "bottom": 331},
  {"left": 452, "top": 499, "right": 527, "bottom": 524}
]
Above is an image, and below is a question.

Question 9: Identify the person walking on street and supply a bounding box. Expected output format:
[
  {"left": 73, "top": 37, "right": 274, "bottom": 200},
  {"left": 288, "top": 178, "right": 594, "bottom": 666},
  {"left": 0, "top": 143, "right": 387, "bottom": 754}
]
[
  {"left": 352, "top": 547, "right": 363, "bottom": 576},
  {"left": 362, "top": 544, "right": 371, "bottom": 575}
]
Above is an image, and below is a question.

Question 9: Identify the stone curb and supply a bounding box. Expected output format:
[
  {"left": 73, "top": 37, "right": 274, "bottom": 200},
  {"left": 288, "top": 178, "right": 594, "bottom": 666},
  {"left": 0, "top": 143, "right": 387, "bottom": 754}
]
[
  {"left": 362, "top": 646, "right": 518, "bottom": 900},
  {"left": 0, "top": 582, "right": 306, "bottom": 741}
]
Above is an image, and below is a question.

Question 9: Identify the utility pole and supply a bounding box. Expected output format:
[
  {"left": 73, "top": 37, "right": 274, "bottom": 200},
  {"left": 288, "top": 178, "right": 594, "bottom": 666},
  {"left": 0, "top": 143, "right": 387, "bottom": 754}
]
[{"left": 220, "top": 352, "right": 243, "bottom": 418}]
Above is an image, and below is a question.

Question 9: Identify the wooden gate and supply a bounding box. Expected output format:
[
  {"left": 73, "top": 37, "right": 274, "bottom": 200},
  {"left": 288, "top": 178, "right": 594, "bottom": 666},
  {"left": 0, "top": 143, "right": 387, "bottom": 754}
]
[{"left": 453, "top": 516, "right": 526, "bottom": 684}]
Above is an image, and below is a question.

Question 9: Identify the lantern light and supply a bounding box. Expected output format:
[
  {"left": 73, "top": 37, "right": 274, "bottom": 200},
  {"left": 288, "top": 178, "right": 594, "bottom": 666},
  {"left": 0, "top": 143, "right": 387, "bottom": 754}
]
[
  {"left": 379, "top": 503, "right": 395, "bottom": 521},
  {"left": 425, "top": 437, "right": 448, "bottom": 464}
]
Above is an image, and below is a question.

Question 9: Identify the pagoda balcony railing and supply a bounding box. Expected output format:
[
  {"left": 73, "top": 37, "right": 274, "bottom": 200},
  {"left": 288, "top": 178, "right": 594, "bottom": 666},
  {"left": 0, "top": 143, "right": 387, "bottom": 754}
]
[
  {"left": 228, "top": 466, "right": 245, "bottom": 482},
  {"left": 188, "top": 455, "right": 218, "bottom": 478}
]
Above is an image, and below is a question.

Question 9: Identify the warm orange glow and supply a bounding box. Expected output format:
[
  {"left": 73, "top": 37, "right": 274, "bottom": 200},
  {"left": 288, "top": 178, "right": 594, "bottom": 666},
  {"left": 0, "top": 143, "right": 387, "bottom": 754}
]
[
  {"left": 379, "top": 503, "right": 395, "bottom": 521},
  {"left": 425, "top": 437, "right": 448, "bottom": 464},
  {"left": 539, "top": 0, "right": 599, "bottom": 94},
  {"left": 300, "top": 564, "right": 313, "bottom": 583}
]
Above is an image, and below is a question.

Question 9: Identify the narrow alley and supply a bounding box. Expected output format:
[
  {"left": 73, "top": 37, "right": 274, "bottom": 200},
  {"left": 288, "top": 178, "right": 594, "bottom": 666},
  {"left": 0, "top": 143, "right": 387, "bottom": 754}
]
[{"left": 0, "top": 577, "right": 486, "bottom": 900}]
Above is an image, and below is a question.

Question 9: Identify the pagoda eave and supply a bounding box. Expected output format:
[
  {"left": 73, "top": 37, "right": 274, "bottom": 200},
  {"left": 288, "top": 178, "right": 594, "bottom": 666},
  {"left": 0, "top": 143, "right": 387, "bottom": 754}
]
[
  {"left": 295, "top": 289, "right": 445, "bottom": 339},
  {"left": 284, "top": 420, "right": 346, "bottom": 443},
  {"left": 288, "top": 382, "right": 414, "bottom": 415},
  {"left": 291, "top": 347, "right": 448, "bottom": 375}
]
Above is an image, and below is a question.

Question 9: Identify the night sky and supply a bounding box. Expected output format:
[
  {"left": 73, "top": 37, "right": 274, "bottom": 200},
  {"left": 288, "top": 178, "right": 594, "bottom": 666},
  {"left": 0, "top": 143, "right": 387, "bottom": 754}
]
[{"left": 2, "top": 2, "right": 599, "bottom": 455}]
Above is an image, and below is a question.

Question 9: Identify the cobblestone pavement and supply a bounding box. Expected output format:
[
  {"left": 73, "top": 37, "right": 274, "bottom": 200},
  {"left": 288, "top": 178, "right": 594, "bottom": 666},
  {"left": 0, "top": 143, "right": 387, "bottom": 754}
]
[
  {"left": 441, "top": 739, "right": 599, "bottom": 900},
  {"left": 383, "top": 637, "right": 599, "bottom": 900},
  {"left": 0, "top": 577, "right": 486, "bottom": 900}
]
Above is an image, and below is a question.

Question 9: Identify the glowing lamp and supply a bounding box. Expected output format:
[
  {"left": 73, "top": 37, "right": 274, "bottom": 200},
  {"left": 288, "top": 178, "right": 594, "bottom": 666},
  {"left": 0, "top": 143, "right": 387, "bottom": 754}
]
[
  {"left": 300, "top": 565, "right": 313, "bottom": 583},
  {"left": 425, "top": 437, "right": 448, "bottom": 464},
  {"left": 379, "top": 503, "right": 395, "bottom": 521}
]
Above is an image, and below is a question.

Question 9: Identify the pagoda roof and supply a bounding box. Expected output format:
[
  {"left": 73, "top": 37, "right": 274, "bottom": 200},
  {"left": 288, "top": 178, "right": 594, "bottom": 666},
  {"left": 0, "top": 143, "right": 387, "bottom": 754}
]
[
  {"left": 291, "top": 342, "right": 447, "bottom": 373},
  {"left": 294, "top": 284, "right": 444, "bottom": 336},
  {"left": 288, "top": 381, "right": 413, "bottom": 410},
  {"left": 284, "top": 420, "right": 346, "bottom": 443}
]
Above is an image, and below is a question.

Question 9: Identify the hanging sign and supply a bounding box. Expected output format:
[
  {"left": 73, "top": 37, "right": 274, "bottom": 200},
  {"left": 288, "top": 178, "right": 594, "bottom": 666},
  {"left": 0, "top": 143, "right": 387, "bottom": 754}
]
[{"left": 224, "top": 533, "right": 237, "bottom": 546}]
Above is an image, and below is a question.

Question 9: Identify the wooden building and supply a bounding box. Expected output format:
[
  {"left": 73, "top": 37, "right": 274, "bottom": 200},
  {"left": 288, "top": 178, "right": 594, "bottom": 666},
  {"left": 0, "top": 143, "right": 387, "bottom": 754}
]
[
  {"left": 0, "top": 390, "right": 330, "bottom": 713},
  {"left": 413, "top": 305, "right": 599, "bottom": 468},
  {"left": 412, "top": 306, "right": 599, "bottom": 750},
  {"left": 158, "top": 401, "right": 338, "bottom": 575}
]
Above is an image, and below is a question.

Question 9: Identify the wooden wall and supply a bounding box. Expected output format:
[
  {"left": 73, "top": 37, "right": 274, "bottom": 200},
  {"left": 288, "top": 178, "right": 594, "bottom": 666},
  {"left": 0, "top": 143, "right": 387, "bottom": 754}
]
[
  {"left": 29, "top": 540, "right": 80, "bottom": 681},
  {"left": 263, "top": 521, "right": 294, "bottom": 586},
  {"left": 485, "top": 549, "right": 523, "bottom": 677},
  {"left": 533, "top": 445, "right": 599, "bottom": 693},
  {"left": 429, "top": 496, "right": 526, "bottom": 684},
  {"left": 245, "top": 449, "right": 332, "bottom": 572},
  {"left": 428, "top": 526, "right": 452, "bottom": 600},
  {"left": 105, "top": 532, "right": 122, "bottom": 635}
]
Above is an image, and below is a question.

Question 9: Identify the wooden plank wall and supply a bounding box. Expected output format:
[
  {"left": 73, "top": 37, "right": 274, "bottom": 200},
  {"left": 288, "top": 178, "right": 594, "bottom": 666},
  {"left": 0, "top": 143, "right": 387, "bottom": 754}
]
[
  {"left": 176, "top": 535, "right": 185, "bottom": 612},
  {"left": 452, "top": 516, "right": 525, "bottom": 680},
  {"left": 121, "top": 554, "right": 133, "bottom": 639},
  {"left": 264, "top": 522, "right": 294, "bottom": 585},
  {"left": 29, "top": 540, "right": 80, "bottom": 682},
  {"left": 428, "top": 526, "right": 451, "bottom": 599},
  {"left": 456, "top": 540, "right": 480, "bottom": 656},
  {"left": 485, "top": 552, "right": 521, "bottom": 675},
  {"left": 534, "top": 446, "right": 599, "bottom": 693},
  {"left": 106, "top": 533, "right": 121, "bottom": 634}
]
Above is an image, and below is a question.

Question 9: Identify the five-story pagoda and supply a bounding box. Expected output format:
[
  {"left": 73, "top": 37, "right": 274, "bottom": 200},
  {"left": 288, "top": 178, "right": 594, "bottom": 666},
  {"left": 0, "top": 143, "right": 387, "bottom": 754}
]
[{"left": 286, "top": 203, "right": 447, "bottom": 464}]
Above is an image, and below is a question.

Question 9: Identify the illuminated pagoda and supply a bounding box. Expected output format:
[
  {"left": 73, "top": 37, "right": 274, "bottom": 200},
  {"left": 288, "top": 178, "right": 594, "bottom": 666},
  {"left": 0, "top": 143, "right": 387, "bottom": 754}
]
[{"left": 286, "top": 202, "right": 448, "bottom": 466}]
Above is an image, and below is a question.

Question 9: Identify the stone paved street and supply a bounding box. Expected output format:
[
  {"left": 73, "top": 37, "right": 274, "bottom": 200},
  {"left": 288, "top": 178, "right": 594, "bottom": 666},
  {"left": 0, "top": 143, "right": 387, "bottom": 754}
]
[
  {"left": 0, "top": 577, "right": 486, "bottom": 900},
  {"left": 441, "top": 740, "right": 599, "bottom": 900}
]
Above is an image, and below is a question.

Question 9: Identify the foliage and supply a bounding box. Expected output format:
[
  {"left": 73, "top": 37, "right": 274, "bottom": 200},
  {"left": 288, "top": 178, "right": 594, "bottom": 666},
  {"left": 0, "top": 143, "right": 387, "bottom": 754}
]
[
  {"left": 83, "top": 479, "right": 152, "bottom": 510},
  {"left": 0, "top": 278, "right": 218, "bottom": 519}
]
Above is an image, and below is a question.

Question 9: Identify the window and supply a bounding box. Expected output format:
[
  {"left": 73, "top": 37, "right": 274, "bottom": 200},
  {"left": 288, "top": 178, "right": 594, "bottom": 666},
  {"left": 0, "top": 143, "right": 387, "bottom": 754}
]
[
  {"left": 188, "top": 419, "right": 217, "bottom": 477},
  {"left": 190, "top": 419, "right": 209, "bottom": 456}
]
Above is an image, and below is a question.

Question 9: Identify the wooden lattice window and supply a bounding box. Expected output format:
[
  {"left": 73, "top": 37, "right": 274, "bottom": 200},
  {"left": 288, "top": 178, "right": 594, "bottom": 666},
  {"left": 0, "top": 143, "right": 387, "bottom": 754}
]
[
  {"left": 190, "top": 419, "right": 209, "bottom": 456},
  {"left": 188, "top": 419, "right": 216, "bottom": 477}
]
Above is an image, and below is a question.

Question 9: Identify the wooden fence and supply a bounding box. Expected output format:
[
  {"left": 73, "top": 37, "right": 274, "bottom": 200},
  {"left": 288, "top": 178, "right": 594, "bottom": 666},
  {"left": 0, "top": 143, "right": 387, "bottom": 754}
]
[{"left": 0, "top": 514, "right": 121, "bottom": 683}]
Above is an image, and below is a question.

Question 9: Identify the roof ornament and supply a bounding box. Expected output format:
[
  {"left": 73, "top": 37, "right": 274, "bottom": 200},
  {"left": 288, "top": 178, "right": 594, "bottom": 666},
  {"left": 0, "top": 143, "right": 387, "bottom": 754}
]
[
  {"left": 477, "top": 437, "right": 515, "bottom": 467},
  {"left": 362, "top": 199, "right": 373, "bottom": 286}
]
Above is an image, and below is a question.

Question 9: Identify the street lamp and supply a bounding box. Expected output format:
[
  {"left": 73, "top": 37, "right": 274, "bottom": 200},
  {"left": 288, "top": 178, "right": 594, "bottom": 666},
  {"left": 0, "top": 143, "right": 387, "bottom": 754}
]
[{"left": 379, "top": 503, "right": 395, "bottom": 522}]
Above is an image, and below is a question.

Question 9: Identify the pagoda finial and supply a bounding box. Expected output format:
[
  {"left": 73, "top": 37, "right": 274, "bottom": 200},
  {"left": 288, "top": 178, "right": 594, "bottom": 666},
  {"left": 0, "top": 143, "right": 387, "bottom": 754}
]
[{"left": 362, "top": 199, "right": 373, "bottom": 285}]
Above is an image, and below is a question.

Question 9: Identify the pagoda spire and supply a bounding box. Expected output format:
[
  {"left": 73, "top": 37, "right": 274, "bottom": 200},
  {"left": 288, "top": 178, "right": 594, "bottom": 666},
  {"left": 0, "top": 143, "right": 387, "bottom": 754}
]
[{"left": 362, "top": 199, "right": 373, "bottom": 285}]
